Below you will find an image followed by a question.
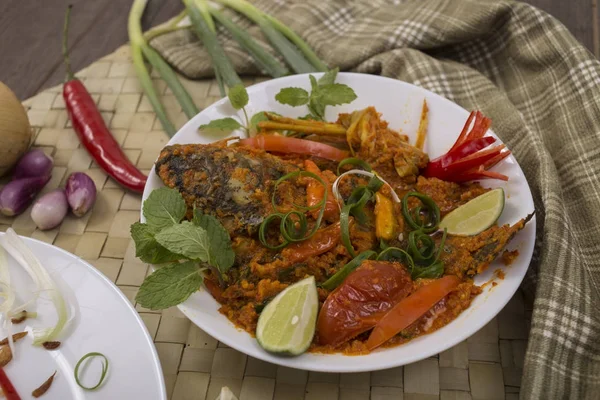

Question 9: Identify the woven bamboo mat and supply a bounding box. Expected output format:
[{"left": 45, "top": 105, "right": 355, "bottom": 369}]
[{"left": 11, "top": 45, "right": 533, "bottom": 400}]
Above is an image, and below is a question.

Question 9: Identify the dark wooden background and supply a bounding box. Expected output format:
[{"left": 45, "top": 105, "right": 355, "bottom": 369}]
[{"left": 1, "top": 0, "right": 598, "bottom": 101}]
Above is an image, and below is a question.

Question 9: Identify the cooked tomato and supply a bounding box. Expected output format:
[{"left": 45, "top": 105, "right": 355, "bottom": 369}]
[{"left": 317, "top": 260, "right": 412, "bottom": 346}]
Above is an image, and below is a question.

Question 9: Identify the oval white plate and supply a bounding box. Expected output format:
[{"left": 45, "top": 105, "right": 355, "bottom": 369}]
[
  {"left": 142, "top": 73, "right": 536, "bottom": 373},
  {"left": 0, "top": 233, "right": 166, "bottom": 399}
]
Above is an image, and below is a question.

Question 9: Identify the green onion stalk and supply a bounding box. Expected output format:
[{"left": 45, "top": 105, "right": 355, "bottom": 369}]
[
  {"left": 213, "top": 0, "right": 327, "bottom": 73},
  {"left": 209, "top": 7, "right": 289, "bottom": 78},
  {"left": 183, "top": 0, "right": 243, "bottom": 95},
  {"left": 129, "top": 0, "right": 199, "bottom": 136}
]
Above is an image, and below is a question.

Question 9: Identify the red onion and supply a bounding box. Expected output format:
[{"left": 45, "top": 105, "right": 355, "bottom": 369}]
[
  {"left": 31, "top": 189, "right": 68, "bottom": 230},
  {"left": 12, "top": 149, "right": 54, "bottom": 180},
  {"left": 0, "top": 176, "right": 51, "bottom": 216},
  {"left": 65, "top": 172, "right": 97, "bottom": 217}
]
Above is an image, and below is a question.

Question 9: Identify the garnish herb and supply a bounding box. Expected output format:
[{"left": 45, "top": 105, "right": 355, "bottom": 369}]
[
  {"left": 74, "top": 352, "right": 109, "bottom": 391},
  {"left": 32, "top": 371, "right": 56, "bottom": 398},
  {"left": 132, "top": 188, "right": 235, "bottom": 310},
  {"left": 275, "top": 68, "right": 357, "bottom": 120},
  {"left": 321, "top": 250, "right": 377, "bottom": 291}
]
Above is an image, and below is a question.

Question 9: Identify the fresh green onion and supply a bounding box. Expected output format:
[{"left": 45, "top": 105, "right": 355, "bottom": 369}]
[
  {"left": 321, "top": 250, "right": 377, "bottom": 290},
  {"left": 143, "top": 9, "right": 189, "bottom": 42},
  {"left": 337, "top": 158, "right": 372, "bottom": 175},
  {"left": 74, "top": 352, "right": 109, "bottom": 391},
  {"left": 259, "top": 171, "right": 327, "bottom": 249},
  {"left": 129, "top": 0, "right": 198, "bottom": 133},
  {"left": 210, "top": 8, "right": 289, "bottom": 78},
  {"left": 184, "top": 0, "right": 243, "bottom": 89},
  {"left": 213, "top": 0, "right": 325, "bottom": 73},
  {"left": 401, "top": 192, "right": 441, "bottom": 233}
]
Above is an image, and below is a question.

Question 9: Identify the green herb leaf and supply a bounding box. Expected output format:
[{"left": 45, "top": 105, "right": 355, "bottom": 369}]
[
  {"left": 130, "top": 222, "right": 182, "bottom": 264},
  {"left": 142, "top": 187, "right": 186, "bottom": 231},
  {"left": 317, "top": 68, "right": 339, "bottom": 86},
  {"left": 155, "top": 221, "right": 210, "bottom": 261},
  {"left": 198, "top": 117, "right": 244, "bottom": 135},
  {"left": 249, "top": 111, "right": 269, "bottom": 134},
  {"left": 228, "top": 84, "right": 249, "bottom": 110},
  {"left": 309, "top": 75, "right": 318, "bottom": 92},
  {"left": 316, "top": 83, "right": 357, "bottom": 106},
  {"left": 275, "top": 87, "right": 309, "bottom": 106},
  {"left": 193, "top": 211, "right": 235, "bottom": 274},
  {"left": 135, "top": 261, "right": 203, "bottom": 310}
]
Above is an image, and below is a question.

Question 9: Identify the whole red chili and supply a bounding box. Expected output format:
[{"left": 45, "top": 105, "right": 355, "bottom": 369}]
[{"left": 62, "top": 6, "right": 147, "bottom": 193}]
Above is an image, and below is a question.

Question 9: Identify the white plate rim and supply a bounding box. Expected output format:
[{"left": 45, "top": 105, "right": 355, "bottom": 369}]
[
  {"left": 1, "top": 232, "right": 168, "bottom": 399},
  {"left": 140, "top": 72, "right": 536, "bottom": 373}
]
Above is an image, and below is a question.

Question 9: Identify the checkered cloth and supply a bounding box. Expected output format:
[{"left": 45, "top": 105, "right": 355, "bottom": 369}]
[{"left": 151, "top": 0, "right": 600, "bottom": 398}]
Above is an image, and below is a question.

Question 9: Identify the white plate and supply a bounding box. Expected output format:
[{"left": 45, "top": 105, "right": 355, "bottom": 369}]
[
  {"left": 0, "top": 233, "right": 166, "bottom": 399},
  {"left": 142, "top": 73, "right": 536, "bottom": 373}
]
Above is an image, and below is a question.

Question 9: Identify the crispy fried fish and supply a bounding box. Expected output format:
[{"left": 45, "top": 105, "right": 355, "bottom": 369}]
[
  {"left": 440, "top": 214, "right": 533, "bottom": 279},
  {"left": 155, "top": 142, "right": 298, "bottom": 235}
]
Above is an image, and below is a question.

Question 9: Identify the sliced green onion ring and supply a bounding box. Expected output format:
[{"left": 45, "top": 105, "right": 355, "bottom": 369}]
[
  {"left": 321, "top": 250, "right": 377, "bottom": 290},
  {"left": 332, "top": 170, "right": 400, "bottom": 206},
  {"left": 337, "top": 158, "right": 372, "bottom": 175},
  {"left": 401, "top": 192, "right": 440, "bottom": 233},
  {"left": 259, "top": 171, "right": 328, "bottom": 248},
  {"left": 74, "top": 352, "right": 109, "bottom": 391}
]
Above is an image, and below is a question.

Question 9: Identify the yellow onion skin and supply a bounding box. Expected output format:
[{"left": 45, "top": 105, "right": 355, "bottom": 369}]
[{"left": 0, "top": 82, "right": 32, "bottom": 177}]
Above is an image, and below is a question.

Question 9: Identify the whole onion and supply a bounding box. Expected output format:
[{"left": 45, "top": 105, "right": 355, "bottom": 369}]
[
  {"left": 0, "top": 82, "right": 32, "bottom": 177},
  {"left": 13, "top": 149, "right": 53, "bottom": 180},
  {"left": 31, "top": 189, "right": 68, "bottom": 230},
  {"left": 65, "top": 172, "right": 97, "bottom": 217}
]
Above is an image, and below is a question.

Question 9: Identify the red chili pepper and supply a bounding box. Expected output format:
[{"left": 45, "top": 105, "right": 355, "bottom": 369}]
[
  {"left": 0, "top": 368, "right": 21, "bottom": 400},
  {"left": 61, "top": 6, "right": 147, "bottom": 193},
  {"left": 423, "top": 111, "right": 510, "bottom": 182}
]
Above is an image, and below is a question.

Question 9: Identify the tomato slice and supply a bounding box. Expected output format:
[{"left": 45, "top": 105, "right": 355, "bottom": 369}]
[
  {"left": 317, "top": 260, "right": 412, "bottom": 347},
  {"left": 239, "top": 135, "right": 349, "bottom": 162},
  {"left": 366, "top": 275, "right": 460, "bottom": 350}
]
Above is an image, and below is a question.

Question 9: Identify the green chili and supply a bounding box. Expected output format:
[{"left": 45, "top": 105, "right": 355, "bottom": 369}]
[{"left": 321, "top": 250, "right": 377, "bottom": 290}]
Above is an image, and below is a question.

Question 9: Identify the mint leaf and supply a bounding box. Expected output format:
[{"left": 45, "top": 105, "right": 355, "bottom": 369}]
[
  {"left": 193, "top": 211, "right": 235, "bottom": 274},
  {"left": 275, "top": 87, "right": 309, "bottom": 106},
  {"left": 318, "top": 68, "right": 339, "bottom": 86},
  {"left": 228, "top": 84, "right": 249, "bottom": 110},
  {"left": 131, "top": 222, "right": 181, "bottom": 264},
  {"left": 309, "top": 75, "right": 318, "bottom": 92},
  {"left": 317, "top": 83, "right": 357, "bottom": 106},
  {"left": 155, "top": 221, "right": 210, "bottom": 261},
  {"left": 198, "top": 118, "right": 244, "bottom": 135},
  {"left": 143, "top": 187, "right": 186, "bottom": 231},
  {"left": 249, "top": 111, "right": 268, "bottom": 134},
  {"left": 135, "top": 261, "right": 203, "bottom": 310}
]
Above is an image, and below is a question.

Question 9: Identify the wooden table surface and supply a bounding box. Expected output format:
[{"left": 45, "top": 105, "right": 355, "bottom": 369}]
[{"left": 1, "top": 0, "right": 598, "bottom": 101}]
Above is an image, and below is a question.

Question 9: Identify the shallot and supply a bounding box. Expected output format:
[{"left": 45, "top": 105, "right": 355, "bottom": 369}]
[
  {"left": 0, "top": 176, "right": 51, "bottom": 216},
  {"left": 65, "top": 172, "right": 96, "bottom": 217},
  {"left": 31, "top": 189, "right": 68, "bottom": 230},
  {"left": 12, "top": 149, "right": 53, "bottom": 180}
]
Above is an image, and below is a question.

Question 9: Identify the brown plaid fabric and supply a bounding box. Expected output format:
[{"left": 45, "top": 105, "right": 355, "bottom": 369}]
[{"left": 151, "top": 0, "right": 600, "bottom": 398}]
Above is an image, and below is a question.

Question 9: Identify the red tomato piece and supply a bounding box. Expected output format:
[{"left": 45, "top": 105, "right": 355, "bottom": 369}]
[{"left": 317, "top": 260, "right": 412, "bottom": 347}]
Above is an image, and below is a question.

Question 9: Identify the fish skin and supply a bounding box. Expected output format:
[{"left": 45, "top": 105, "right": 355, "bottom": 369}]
[{"left": 155, "top": 143, "right": 298, "bottom": 236}]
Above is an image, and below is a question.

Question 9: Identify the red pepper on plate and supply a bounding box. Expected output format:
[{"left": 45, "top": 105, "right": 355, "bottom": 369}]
[
  {"left": 61, "top": 6, "right": 147, "bottom": 193},
  {"left": 0, "top": 367, "right": 21, "bottom": 400},
  {"left": 423, "top": 111, "right": 510, "bottom": 182}
]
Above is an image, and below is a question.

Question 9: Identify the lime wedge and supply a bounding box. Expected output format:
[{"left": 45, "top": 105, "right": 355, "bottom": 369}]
[
  {"left": 439, "top": 188, "right": 505, "bottom": 236},
  {"left": 256, "top": 276, "right": 318, "bottom": 356}
]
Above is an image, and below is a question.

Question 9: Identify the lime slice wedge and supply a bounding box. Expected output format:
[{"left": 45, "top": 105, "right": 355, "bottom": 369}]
[
  {"left": 256, "top": 276, "right": 318, "bottom": 356},
  {"left": 439, "top": 188, "right": 505, "bottom": 236}
]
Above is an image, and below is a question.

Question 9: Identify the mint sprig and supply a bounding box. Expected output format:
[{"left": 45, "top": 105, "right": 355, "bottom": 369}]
[
  {"left": 132, "top": 187, "right": 236, "bottom": 310},
  {"left": 274, "top": 68, "right": 356, "bottom": 120}
]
